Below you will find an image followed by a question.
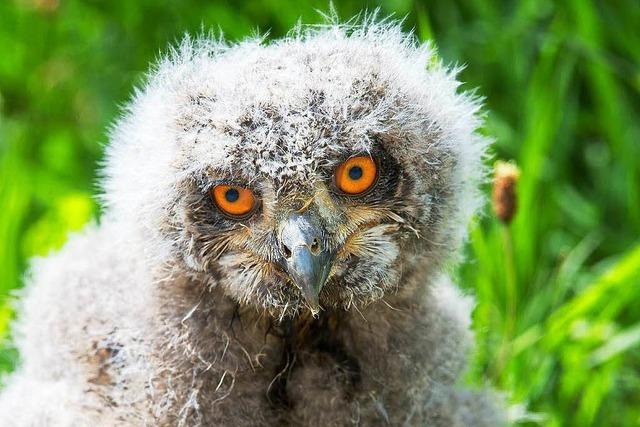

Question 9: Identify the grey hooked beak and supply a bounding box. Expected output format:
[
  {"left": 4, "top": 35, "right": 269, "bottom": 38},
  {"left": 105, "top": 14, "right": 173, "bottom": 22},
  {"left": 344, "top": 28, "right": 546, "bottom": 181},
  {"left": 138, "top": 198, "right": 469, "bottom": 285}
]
[{"left": 279, "top": 213, "right": 334, "bottom": 310}]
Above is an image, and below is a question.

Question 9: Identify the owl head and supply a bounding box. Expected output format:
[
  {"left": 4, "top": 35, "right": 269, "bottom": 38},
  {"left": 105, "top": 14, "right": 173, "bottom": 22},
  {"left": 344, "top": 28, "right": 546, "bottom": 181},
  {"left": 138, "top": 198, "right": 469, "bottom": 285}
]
[{"left": 102, "top": 20, "right": 487, "bottom": 318}]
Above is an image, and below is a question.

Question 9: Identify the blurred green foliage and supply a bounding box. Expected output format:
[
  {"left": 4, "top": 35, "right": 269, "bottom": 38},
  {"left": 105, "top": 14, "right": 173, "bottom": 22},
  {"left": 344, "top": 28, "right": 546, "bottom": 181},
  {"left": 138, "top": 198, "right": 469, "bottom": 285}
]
[{"left": 1, "top": 0, "right": 639, "bottom": 425}]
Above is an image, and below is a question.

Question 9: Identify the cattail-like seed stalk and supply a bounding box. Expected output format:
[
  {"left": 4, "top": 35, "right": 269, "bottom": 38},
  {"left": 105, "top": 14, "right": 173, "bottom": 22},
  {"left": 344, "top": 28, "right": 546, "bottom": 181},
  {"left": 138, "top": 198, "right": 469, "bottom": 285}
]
[{"left": 492, "top": 161, "right": 520, "bottom": 224}]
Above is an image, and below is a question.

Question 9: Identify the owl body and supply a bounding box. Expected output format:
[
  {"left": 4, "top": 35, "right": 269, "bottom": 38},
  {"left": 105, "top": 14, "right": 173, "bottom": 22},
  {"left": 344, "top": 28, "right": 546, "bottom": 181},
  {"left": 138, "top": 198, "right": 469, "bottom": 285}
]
[{"left": 0, "top": 20, "right": 505, "bottom": 426}]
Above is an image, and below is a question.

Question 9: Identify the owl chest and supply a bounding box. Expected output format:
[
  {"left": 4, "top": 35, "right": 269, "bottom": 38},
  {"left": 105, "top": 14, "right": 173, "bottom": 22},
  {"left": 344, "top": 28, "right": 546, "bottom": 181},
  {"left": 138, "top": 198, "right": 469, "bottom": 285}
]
[
  {"left": 178, "top": 306, "right": 407, "bottom": 425},
  {"left": 268, "top": 316, "right": 361, "bottom": 407},
  {"left": 252, "top": 313, "right": 367, "bottom": 424}
]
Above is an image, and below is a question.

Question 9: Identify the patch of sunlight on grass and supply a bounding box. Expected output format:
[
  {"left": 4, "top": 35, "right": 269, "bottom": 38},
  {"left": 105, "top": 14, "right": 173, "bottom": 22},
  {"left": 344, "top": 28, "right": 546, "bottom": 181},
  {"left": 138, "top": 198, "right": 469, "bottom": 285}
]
[{"left": 22, "top": 193, "right": 96, "bottom": 258}]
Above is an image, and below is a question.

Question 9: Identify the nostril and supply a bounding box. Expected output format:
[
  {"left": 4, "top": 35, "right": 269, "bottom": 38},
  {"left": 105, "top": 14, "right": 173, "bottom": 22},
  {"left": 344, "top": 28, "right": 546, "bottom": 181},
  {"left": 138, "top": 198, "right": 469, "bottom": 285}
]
[
  {"left": 310, "top": 238, "right": 320, "bottom": 255},
  {"left": 282, "top": 243, "right": 292, "bottom": 259}
]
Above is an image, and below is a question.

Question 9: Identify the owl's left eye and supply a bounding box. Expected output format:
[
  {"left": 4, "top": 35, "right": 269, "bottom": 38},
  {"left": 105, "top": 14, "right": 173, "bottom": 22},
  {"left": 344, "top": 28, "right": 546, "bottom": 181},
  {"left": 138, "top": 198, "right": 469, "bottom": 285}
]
[
  {"left": 211, "top": 184, "right": 257, "bottom": 218},
  {"left": 334, "top": 155, "right": 379, "bottom": 195}
]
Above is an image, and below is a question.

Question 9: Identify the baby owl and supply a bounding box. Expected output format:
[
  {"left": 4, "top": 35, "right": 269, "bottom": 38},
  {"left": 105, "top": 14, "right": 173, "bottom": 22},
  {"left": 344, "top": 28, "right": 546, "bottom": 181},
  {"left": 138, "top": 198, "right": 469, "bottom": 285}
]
[{"left": 0, "top": 19, "right": 506, "bottom": 426}]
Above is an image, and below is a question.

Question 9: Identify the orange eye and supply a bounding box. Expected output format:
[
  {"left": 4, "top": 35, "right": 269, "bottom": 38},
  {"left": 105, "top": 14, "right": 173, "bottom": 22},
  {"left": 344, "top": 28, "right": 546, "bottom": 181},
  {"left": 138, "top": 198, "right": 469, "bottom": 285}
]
[
  {"left": 211, "top": 185, "right": 257, "bottom": 218},
  {"left": 334, "top": 155, "right": 378, "bottom": 195}
]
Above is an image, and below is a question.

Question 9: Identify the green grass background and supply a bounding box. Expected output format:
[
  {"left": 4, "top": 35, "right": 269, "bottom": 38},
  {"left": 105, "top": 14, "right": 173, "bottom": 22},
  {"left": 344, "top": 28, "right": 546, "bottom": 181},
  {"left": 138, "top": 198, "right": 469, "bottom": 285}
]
[{"left": 1, "top": 0, "right": 639, "bottom": 425}]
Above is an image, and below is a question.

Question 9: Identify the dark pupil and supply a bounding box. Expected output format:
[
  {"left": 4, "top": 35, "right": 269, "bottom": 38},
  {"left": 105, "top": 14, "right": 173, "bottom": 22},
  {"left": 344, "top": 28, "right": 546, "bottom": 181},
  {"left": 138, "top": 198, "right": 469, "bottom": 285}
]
[
  {"left": 225, "top": 188, "right": 240, "bottom": 202},
  {"left": 348, "top": 166, "right": 363, "bottom": 180}
]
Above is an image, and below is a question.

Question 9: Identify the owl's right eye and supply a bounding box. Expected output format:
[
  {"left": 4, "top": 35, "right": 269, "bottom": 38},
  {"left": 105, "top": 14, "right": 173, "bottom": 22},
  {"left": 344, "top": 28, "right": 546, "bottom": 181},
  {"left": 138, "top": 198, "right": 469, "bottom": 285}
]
[
  {"left": 211, "top": 184, "right": 257, "bottom": 219},
  {"left": 334, "top": 155, "right": 379, "bottom": 195}
]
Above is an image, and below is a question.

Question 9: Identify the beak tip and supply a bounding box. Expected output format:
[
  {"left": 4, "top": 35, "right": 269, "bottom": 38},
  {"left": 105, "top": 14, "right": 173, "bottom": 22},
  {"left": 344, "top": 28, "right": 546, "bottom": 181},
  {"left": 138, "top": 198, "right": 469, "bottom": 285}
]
[
  {"left": 306, "top": 301, "right": 321, "bottom": 315},
  {"left": 304, "top": 294, "right": 320, "bottom": 311},
  {"left": 283, "top": 246, "right": 333, "bottom": 313}
]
